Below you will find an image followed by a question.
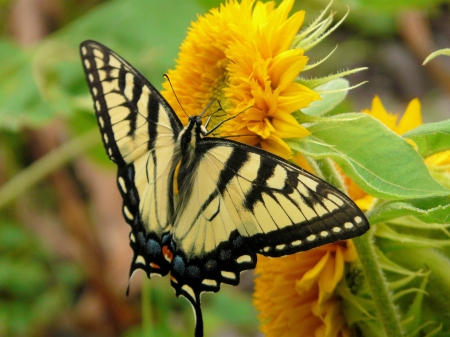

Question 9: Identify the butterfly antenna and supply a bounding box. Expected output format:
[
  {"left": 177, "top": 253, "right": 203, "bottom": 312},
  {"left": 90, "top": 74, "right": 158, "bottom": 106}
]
[
  {"left": 199, "top": 99, "right": 221, "bottom": 118},
  {"left": 205, "top": 105, "right": 253, "bottom": 136},
  {"left": 213, "top": 133, "right": 256, "bottom": 139},
  {"left": 163, "top": 74, "right": 189, "bottom": 118}
]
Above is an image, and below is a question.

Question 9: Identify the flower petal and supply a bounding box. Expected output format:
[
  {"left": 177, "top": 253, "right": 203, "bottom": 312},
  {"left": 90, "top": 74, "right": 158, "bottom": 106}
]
[
  {"left": 397, "top": 97, "right": 422, "bottom": 135},
  {"left": 272, "top": 112, "right": 311, "bottom": 138}
]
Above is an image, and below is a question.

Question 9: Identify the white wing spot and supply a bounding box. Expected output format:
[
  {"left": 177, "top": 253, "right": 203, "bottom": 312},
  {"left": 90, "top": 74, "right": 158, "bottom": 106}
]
[
  {"left": 108, "top": 148, "right": 113, "bottom": 156},
  {"left": 123, "top": 206, "right": 134, "bottom": 220},
  {"left": 354, "top": 216, "right": 363, "bottom": 224},
  {"left": 332, "top": 226, "right": 342, "bottom": 233},
  {"left": 130, "top": 233, "right": 136, "bottom": 242},
  {"left": 202, "top": 279, "right": 218, "bottom": 287},
  {"left": 236, "top": 255, "right": 252, "bottom": 264},
  {"left": 302, "top": 176, "right": 319, "bottom": 191},
  {"left": 103, "top": 133, "right": 109, "bottom": 144},
  {"left": 263, "top": 246, "right": 270, "bottom": 253},
  {"left": 276, "top": 244, "right": 286, "bottom": 250},
  {"left": 181, "top": 285, "right": 196, "bottom": 302},
  {"left": 88, "top": 73, "right": 94, "bottom": 82},
  {"left": 307, "top": 234, "right": 317, "bottom": 242},
  {"left": 320, "top": 230, "right": 329, "bottom": 237},
  {"left": 291, "top": 240, "right": 302, "bottom": 246},
  {"left": 344, "top": 222, "right": 354, "bottom": 229},
  {"left": 84, "top": 59, "right": 90, "bottom": 69},
  {"left": 135, "top": 255, "right": 145, "bottom": 265},
  {"left": 81, "top": 46, "right": 87, "bottom": 55},
  {"left": 118, "top": 177, "right": 127, "bottom": 193},
  {"left": 95, "top": 100, "right": 101, "bottom": 111},
  {"left": 221, "top": 271, "right": 236, "bottom": 280},
  {"left": 327, "top": 193, "right": 344, "bottom": 206},
  {"left": 98, "top": 116, "right": 104, "bottom": 128}
]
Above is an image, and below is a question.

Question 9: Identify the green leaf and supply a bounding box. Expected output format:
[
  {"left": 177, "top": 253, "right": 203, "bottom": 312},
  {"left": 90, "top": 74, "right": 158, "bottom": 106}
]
[
  {"left": 403, "top": 270, "right": 430, "bottom": 337},
  {"left": 0, "top": 40, "right": 54, "bottom": 130},
  {"left": 402, "top": 119, "right": 450, "bottom": 158},
  {"left": 54, "top": 0, "right": 207, "bottom": 89},
  {"left": 375, "top": 224, "right": 450, "bottom": 247},
  {"left": 0, "top": 0, "right": 208, "bottom": 131},
  {"left": 423, "top": 48, "right": 450, "bottom": 65},
  {"left": 368, "top": 197, "right": 450, "bottom": 224},
  {"left": 353, "top": 0, "right": 443, "bottom": 13},
  {"left": 288, "top": 113, "right": 450, "bottom": 199},
  {"left": 300, "top": 78, "right": 349, "bottom": 116}
]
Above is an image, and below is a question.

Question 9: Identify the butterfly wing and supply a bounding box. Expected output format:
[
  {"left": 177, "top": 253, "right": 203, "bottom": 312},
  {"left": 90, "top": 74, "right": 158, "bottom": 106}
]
[
  {"left": 80, "top": 41, "right": 183, "bottom": 280},
  {"left": 169, "top": 137, "right": 369, "bottom": 312}
]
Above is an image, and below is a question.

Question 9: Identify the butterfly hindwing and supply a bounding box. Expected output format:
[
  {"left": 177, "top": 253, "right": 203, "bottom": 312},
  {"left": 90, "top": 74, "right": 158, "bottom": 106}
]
[{"left": 80, "top": 41, "right": 182, "bottom": 279}]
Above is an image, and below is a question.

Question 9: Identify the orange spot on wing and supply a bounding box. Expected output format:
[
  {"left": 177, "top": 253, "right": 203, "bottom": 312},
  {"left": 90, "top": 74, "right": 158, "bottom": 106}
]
[
  {"left": 150, "top": 262, "right": 160, "bottom": 269},
  {"left": 162, "top": 245, "right": 173, "bottom": 262}
]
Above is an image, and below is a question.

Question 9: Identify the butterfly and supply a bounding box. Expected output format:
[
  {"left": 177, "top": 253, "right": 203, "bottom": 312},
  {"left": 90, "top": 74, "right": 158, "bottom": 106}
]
[{"left": 80, "top": 40, "right": 369, "bottom": 337}]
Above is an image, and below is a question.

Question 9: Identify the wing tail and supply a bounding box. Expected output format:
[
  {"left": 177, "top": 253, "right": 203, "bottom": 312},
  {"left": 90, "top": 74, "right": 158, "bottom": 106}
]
[{"left": 193, "top": 297, "right": 204, "bottom": 337}]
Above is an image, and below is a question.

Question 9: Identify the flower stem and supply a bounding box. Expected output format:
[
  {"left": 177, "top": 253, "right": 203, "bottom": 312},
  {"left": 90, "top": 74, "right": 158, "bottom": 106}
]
[
  {"left": 0, "top": 128, "right": 100, "bottom": 210},
  {"left": 316, "top": 158, "right": 347, "bottom": 193},
  {"left": 353, "top": 232, "right": 404, "bottom": 337},
  {"left": 142, "top": 281, "right": 152, "bottom": 336}
]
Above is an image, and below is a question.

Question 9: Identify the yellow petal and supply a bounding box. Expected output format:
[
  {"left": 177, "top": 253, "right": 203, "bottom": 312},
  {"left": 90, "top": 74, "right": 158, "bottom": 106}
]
[
  {"left": 277, "top": 82, "right": 321, "bottom": 113},
  {"left": 296, "top": 252, "right": 330, "bottom": 294},
  {"left": 425, "top": 150, "right": 450, "bottom": 167},
  {"left": 396, "top": 98, "right": 422, "bottom": 135},
  {"left": 261, "top": 134, "right": 293, "bottom": 159},
  {"left": 363, "top": 95, "right": 398, "bottom": 131},
  {"left": 272, "top": 112, "right": 311, "bottom": 138},
  {"left": 355, "top": 194, "right": 375, "bottom": 212},
  {"left": 270, "top": 49, "right": 308, "bottom": 91}
]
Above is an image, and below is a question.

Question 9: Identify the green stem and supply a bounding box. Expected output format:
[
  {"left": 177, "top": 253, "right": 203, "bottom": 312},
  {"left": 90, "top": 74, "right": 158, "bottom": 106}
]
[
  {"left": 353, "top": 232, "right": 404, "bottom": 337},
  {"left": 388, "top": 247, "right": 450, "bottom": 320},
  {"left": 142, "top": 280, "right": 152, "bottom": 336},
  {"left": 315, "top": 155, "right": 403, "bottom": 336},
  {"left": 0, "top": 128, "right": 100, "bottom": 210},
  {"left": 316, "top": 157, "right": 347, "bottom": 193}
]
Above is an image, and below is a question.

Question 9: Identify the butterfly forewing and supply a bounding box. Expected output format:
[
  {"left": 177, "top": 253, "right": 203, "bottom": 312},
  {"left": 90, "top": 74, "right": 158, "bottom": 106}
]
[
  {"left": 80, "top": 41, "right": 182, "bottom": 279},
  {"left": 169, "top": 139, "right": 369, "bottom": 297}
]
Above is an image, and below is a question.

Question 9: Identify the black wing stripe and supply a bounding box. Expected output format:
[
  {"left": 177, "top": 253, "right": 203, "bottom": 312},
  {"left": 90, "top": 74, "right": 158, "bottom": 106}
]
[{"left": 81, "top": 40, "right": 181, "bottom": 283}]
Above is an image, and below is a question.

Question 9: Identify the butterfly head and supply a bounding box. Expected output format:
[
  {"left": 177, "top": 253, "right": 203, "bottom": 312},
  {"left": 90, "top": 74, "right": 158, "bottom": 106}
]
[
  {"left": 184, "top": 116, "right": 207, "bottom": 142},
  {"left": 177, "top": 116, "right": 208, "bottom": 166}
]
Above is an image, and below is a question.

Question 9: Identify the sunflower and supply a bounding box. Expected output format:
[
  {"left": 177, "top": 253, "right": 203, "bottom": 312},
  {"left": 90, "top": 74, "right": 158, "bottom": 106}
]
[
  {"left": 253, "top": 241, "right": 357, "bottom": 337},
  {"left": 161, "top": 0, "right": 320, "bottom": 159}
]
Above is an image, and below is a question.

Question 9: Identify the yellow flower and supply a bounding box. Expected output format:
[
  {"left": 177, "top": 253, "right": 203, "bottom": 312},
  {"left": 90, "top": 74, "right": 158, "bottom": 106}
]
[
  {"left": 426, "top": 150, "right": 450, "bottom": 167},
  {"left": 361, "top": 95, "right": 422, "bottom": 135},
  {"left": 161, "top": 0, "right": 320, "bottom": 158},
  {"left": 253, "top": 241, "right": 357, "bottom": 337}
]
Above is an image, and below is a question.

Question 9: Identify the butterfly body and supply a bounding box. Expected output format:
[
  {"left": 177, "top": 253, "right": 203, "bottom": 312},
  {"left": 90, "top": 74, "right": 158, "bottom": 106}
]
[{"left": 80, "top": 40, "right": 369, "bottom": 337}]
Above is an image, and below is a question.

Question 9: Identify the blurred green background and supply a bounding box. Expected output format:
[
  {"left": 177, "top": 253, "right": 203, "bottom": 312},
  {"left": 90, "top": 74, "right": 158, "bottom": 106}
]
[{"left": 0, "top": 0, "right": 449, "bottom": 336}]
